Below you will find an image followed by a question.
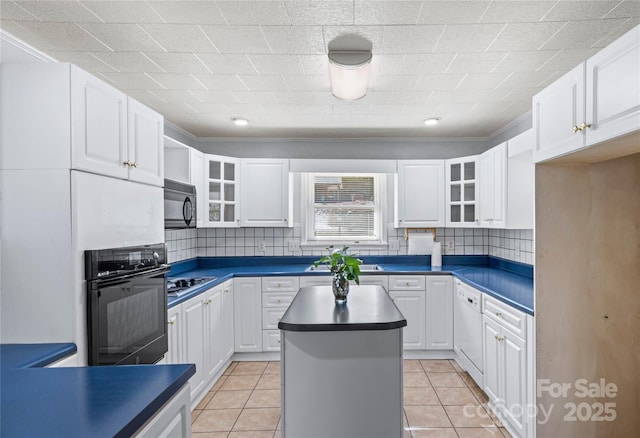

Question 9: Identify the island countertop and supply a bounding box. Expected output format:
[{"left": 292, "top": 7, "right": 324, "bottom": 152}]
[{"left": 278, "top": 285, "right": 408, "bottom": 332}]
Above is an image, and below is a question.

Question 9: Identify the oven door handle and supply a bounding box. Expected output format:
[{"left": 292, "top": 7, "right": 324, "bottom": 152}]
[{"left": 92, "top": 265, "right": 170, "bottom": 286}]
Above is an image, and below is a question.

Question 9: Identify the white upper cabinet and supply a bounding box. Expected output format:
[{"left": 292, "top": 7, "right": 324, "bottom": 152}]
[
  {"left": 532, "top": 63, "right": 585, "bottom": 162},
  {"left": 127, "top": 97, "right": 164, "bottom": 186},
  {"left": 72, "top": 67, "right": 163, "bottom": 185},
  {"left": 164, "top": 136, "right": 192, "bottom": 184},
  {"left": 533, "top": 25, "right": 640, "bottom": 163},
  {"left": 479, "top": 143, "right": 507, "bottom": 228},
  {"left": 479, "top": 138, "right": 534, "bottom": 229},
  {"left": 395, "top": 160, "right": 445, "bottom": 228},
  {"left": 240, "top": 159, "right": 291, "bottom": 227},
  {"left": 445, "top": 156, "right": 479, "bottom": 228},
  {"left": 204, "top": 154, "right": 239, "bottom": 227},
  {"left": 585, "top": 25, "right": 640, "bottom": 146},
  {"left": 71, "top": 66, "right": 129, "bottom": 179},
  {"left": 190, "top": 148, "right": 205, "bottom": 228},
  {"left": 0, "top": 63, "right": 162, "bottom": 186}
]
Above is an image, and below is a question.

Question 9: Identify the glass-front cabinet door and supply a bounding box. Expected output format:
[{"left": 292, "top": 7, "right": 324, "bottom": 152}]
[
  {"left": 445, "top": 155, "right": 479, "bottom": 227},
  {"left": 204, "top": 154, "right": 239, "bottom": 227}
]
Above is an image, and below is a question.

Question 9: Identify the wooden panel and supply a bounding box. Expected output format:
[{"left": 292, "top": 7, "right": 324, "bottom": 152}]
[{"left": 536, "top": 153, "right": 640, "bottom": 437}]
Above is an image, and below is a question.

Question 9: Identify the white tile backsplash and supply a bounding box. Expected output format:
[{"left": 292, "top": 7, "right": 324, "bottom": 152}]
[
  {"left": 488, "top": 228, "right": 534, "bottom": 264},
  {"left": 166, "top": 226, "right": 534, "bottom": 265}
]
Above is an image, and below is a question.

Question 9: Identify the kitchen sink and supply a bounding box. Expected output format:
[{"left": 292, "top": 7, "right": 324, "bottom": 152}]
[{"left": 305, "top": 264, "right": 383, "bottom": 272}]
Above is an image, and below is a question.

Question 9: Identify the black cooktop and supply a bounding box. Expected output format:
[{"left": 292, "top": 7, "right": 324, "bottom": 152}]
[{"left": 167, "top": 277, "right": 216, "bottom": 296}]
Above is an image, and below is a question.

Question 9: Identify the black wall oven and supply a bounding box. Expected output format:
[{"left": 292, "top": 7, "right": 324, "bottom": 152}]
[{"left": 86, "top": 243, "right": 169, "bottom": 366}]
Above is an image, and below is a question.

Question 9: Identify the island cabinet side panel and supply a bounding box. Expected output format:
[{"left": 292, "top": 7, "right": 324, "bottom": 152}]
[{"left": 281, "top": 329, "right": 403, "bottom": 438}]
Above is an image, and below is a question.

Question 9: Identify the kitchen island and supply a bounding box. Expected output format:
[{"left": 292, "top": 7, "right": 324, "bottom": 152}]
[{"left": 278, "top": 285, "right": 407, "bottom": 438}]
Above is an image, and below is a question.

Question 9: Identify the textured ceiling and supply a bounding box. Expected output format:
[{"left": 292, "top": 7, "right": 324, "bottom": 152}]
[{"left": 1, "top": 1, "right": 639, "bottom": 138}]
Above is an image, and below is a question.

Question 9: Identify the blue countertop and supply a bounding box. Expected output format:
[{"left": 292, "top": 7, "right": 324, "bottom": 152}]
[
  {"left": 167, "top": 255, "right": 534, "bottom": 315},
  {"left": 1, "top": 343, "right": 196, "bottom": 438}
]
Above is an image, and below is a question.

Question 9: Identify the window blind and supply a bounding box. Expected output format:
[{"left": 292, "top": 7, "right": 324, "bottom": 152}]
[{"left": 312, "top": 175, "right": 377, "bottom": 239}]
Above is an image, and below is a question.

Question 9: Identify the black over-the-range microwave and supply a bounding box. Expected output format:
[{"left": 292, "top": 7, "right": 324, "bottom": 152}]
[{"left": 164, "top": 179, "right": 197, "bottom": 229}]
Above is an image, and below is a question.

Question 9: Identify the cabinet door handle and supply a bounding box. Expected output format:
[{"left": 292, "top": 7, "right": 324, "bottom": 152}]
[
  {"left": 123, "top": 160, "right": 132, "bottom": 167},
  {"left": 572, "top": 125, "right": 582, "bottom": 133},
  {"left": 168, "top": 320, "right": 175, "bottom": 326},
  {"left": 131, "top": 161, "right": 138, "bottom": 168},
  {"left": 580, "top": 122, "right": 591, "bottom": 131},
  {"left": 495, "top": 312, "right": 502, "bottom": 317}
]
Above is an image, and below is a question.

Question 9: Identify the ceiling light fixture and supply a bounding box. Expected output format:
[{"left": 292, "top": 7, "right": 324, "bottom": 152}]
[
  {"left": 328, "top": 50, "right": 372, "bottom": 100},
  {"left": 424, "top": 117, "right": 441, "bottom": 126},
  {"left": 232, "top": 117, "right": 248, "bottom": 126}
]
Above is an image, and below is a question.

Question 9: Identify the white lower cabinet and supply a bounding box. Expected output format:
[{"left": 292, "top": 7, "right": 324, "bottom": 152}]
[
  {"left": 482, "top": 296, "right": 529, "bottom": 438},
  {"left": 166, "top": 305, "right": 184, "bottom": 364},
  {"left": 221, "top": 281, "right": 234, "bottom": 361},
  {"left": 260, "top": 277, "right": 298, "bottom": 352},
  {"left": 425, "top": 276, "right": 453, "bottom": 350},
  {"left": 171, "top": 280, "right": 232, "bottom": 407},
  {"left": 204, "top": 286, "right": 224, "bottom": 383},
  {"left": 134, "top": 383, "right": 191, "bottom": 438},
  {"left": 234, "top": 277, "right": 262, "bottom": 352},
  {"left": 46, "top": 354, "right": 78, "bottom": 367},
  {"left": 182, "top": 294, "right": 207, "bottom": 399},
  {"left": 389, "top": 290, "right": 426, "bottom": 350},
  {"left": 389, "top": 275, "right": 426, "bottom": 350}
]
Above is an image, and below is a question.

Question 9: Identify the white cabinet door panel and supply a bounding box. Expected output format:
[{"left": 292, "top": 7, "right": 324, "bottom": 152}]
[
  {"left": 396, "top": 160, "right": 445, "bottom": 227},
  {"left": 482, "top": 315, "right": 501, "bottom": 404},
  {"left": 503, "top": 329, "right": 527, "bottom": 438},
  {"left": 425, "top": 276, "right": 453, "bottom": 350},
  {"left": 127, "top": 97, "right": 163, "bottom": 186},
  {"left": 166, "top": 305, "right": 183, "bottom": 364},
  {"left": 72, "top": 66, "right": 129, "bottom": 178},
  {"left": 222, "top": 282, "right": 235, "bottom": 361},
  {"left": 586, "top": 25, "right": 640, "bottom": 146},
  {"left": 205, "top": 287, "right": 224, "bottom": 382},
  {"left": 240, "top": 159, "right": 290, "bottom": 227},
  {"left": 233, "top": 278, "right": 262, "bottom": 352},
  {"left": 533, "top": 63, "right": 585, "bottom": 163},
  {"left": 183, "top": 297, "right": 206, "bottom": 399},
  {"left": 389, "top": 291, "right": 425, "bottom": 350}
]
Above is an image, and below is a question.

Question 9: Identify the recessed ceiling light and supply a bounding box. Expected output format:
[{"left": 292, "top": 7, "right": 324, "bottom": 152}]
[
  {"left": 232, "top": 117, "right": 248, "bottom": 126},
  {"left": 424, "top": 117, "right": 441, "bottom": 126}
]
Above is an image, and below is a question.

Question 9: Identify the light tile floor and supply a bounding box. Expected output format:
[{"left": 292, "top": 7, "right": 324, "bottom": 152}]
[{"left": 191, "top": 360, "right": 512, "bottom": 438}]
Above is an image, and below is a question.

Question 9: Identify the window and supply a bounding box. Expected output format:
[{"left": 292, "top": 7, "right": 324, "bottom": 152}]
[{"left": 302, "top": 173, "right": 386, "bottom": 245}]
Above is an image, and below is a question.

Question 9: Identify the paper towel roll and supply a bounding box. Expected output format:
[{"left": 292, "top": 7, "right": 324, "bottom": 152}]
[
  {"left": 431, "top": 241, "right": 442, "bottom": 267},
  {"left": 407, "top": 233, "right": 434, "bottom": 255}
]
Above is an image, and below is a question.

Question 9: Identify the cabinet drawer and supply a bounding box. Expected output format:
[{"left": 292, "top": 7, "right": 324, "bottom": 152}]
[
  {"left": 299, "top": 276, "right": 332, "bottom": 288},
  {"left": 262, "top": 291, "right": 296, "bottom": 308},
  {"left": 357, "top": 275, "right": 389, "bottom": 290},
  {"left": 262, "top": 276, "right": 299, "bottom": 292},
  {"left": 263, "top": 308, "right": 287, "bottom": 329},
  {"left": 389, "top": 275, "right": 426, "bottom": 291},
  {"left": 483, "top": 294, "right": 526, "bottom": 339},
  {"left": 263, "top": 330, "right": 281, "bottom": 352}
]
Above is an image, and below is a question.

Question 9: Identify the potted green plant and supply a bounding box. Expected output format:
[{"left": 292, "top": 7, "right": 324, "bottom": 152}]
[{"left": 314, "top": 246, "right": 363, "bottom": 303}]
